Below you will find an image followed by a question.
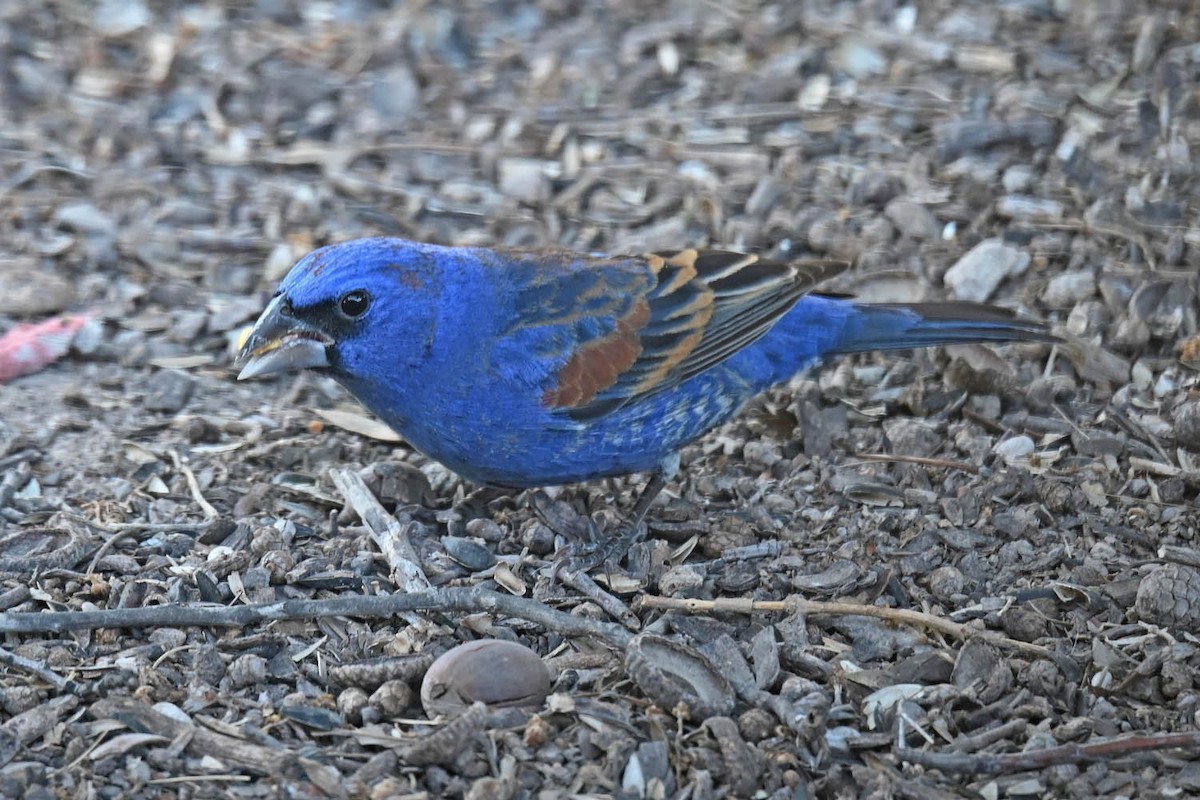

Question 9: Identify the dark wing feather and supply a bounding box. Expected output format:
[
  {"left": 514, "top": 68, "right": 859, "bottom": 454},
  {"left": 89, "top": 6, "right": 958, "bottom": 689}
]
[{"left": 544, "top": 248, "right": 846, "bottom": 420}]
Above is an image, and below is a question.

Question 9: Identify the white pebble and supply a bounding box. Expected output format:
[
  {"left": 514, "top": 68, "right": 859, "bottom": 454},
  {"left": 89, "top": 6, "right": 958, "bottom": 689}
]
[
  {"left": 944, "top": 238, "right": 1030, "bottom": 302},
  {"left": 993, "top": 435, "right": 1035, "bottom": 466}
]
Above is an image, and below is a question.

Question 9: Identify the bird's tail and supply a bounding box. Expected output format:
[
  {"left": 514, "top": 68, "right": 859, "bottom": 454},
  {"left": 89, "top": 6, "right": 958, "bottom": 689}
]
[{"left": 831, "top": 301, "right": 1054, "bottom": 354}]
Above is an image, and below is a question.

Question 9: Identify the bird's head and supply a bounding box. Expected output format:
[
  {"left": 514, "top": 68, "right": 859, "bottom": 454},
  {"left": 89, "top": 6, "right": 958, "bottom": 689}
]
[{"left": 235, "top": 238, "right": 445, "bottom": 383}]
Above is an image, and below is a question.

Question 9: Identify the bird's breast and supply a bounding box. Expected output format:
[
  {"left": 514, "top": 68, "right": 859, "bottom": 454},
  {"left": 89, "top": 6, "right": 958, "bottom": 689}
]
[{"left": 339, "top": 358, "right": 751, "bottom": 488}]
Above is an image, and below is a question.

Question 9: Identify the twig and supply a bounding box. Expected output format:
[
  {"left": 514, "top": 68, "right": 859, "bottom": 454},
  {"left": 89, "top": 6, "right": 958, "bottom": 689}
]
[
  {"left": 1106, "top": 406, "right": 1174, "bottom": 465},
  {"left": 557, "top": 567, "right": 639, "bottom": 630},
  {"left": 0, "top": 450, "right": 37, "bottom": 471},
  {"left": 1159, "top": 545, "right": 1200, "bottom": 570},
  {"left": 329, "top": 467, "right": 430, "bottom": 592},
  {"left": 544, "top": 651, "right": 617, "bottom": 674},
  {"left": 148, "top": 776, "right": 253, "bottom": 785},
  {"left": 169, "top": 451, "right": 218, "bottom": 519},
  {"left": 3, "top": 695, "right": 79, "bottom": 752},
  {"left": 60, "top": 513, "right": 197, "bottom": 576},
  {"left": 897, "top": 729, "right": 1200, "bottom": 774},
  {"left": 848, "top": 453, "right": 980, "bottom": 475},
  {"left": 639, "top": 595, "right": 1051, "bottom": 659},
  {"left": 0, "top": 586, "right": 634, "bottom": 648},
  {"left": 718, "top": 541, "right": 784, "bottom": 561},
  {"left": 0, "top": 643, "right": 71, "bottom": 690},
  {"left": 92, "top": 696, "right": 289, "bottom": 776},
  {"left": 85, "top": 528, "right": 141, "bottom": 575},
  {"left": 0, "top": 585, "right": 31, "bottom": 612},
  {"left": 65, "top": 515, "right": 216, "bottom": 533},
  {"left": 950, "top": 719, "right": 1028, "bottom": 753}
]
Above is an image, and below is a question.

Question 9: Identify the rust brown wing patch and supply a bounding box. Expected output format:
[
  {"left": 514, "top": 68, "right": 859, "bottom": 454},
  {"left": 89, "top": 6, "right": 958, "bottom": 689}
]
[
  {"left": 542, "top": 299, "right": 651, "bottom": 408},
  {"left": 534, "top": 247, "right": 849, "bottom": 420}
]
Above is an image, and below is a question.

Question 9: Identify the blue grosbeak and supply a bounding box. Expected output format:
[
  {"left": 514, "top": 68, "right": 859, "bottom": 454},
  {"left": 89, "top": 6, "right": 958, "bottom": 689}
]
[{"left": 237, "top": 238, "right": 1050, "bottom": 562}]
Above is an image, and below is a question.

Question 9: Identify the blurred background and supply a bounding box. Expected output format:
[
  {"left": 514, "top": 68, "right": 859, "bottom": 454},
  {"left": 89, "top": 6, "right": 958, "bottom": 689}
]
[{"left": 4, "top": 0, "right": 1195, "bottom": 325}]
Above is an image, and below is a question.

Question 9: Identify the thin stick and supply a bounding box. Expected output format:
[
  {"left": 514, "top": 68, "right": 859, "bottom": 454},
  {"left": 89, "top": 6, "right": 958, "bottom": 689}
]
[
  {"left": 63, "top": 513, "right": 214, "bottom": 575},
  {"left": 0, "top": 585, "right": 31, "bottom": 612},
  {"left": 85, "top": 529, "right": 140, "bottom": 575},
  {"left": 557, "top": 568, "right": 639, "bottom": 630},
  {"left": 848, "top": 453, "right": 980, "bottom": 474},
  {"left": 639, "top": 595, "right": 1052, "bottom": 659},
  {"left": 950, "top": 719, "right": 1028, "bottom": 753},
  {"left": 92, "top": 696, "right": 287, "bottom": 776},
  {"left": 64, "top": 515, "right": 216, "bottom": 533},
  {"left": 0, "top": 644, "right": 71, "bottom": 690},
  {"left": 0, "top": 586, "right": 634, "bottom": 648},
  {"left": 170, "top": 451, "right": 218, "bottom": 519},
  {"left": 148, "top": 776, "right": 253, "bottom": 785},
  {"left": 897, "top": 729, "right": 1200, "bottom": 774},
  {"left": 329, "top": 467, "right": 430, "bottom": 593}
]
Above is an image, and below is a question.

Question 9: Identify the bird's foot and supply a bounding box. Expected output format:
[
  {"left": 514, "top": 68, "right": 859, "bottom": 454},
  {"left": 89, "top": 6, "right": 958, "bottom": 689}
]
[
  {"left": 534, "top": 461, "right": 671, "bottom": 577},
  {"left": 551, "top": 516, "right": 647, "bottom": 576},
  {"left": 448, "top": 485, "right": 510, "bottom": 520}
]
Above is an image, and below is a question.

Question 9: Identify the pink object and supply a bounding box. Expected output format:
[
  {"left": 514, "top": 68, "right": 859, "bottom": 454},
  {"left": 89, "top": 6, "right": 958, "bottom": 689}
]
[{"left": 0, "top": 315, "right": 89, "bottom": 382}]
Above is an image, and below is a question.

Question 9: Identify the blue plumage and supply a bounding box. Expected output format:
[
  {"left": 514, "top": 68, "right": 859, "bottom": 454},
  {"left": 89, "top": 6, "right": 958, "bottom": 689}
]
[{"left": 237, "top": 238, "right": 1050, "bottom": 490}]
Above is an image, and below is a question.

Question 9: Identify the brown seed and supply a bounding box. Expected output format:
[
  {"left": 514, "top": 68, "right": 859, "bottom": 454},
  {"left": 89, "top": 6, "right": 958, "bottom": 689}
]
[{"left": 420, "top": 640, "right": 551, "bottom": 719}]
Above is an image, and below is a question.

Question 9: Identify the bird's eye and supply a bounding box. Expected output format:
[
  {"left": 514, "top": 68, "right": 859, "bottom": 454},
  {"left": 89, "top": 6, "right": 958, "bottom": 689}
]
[{"left": 338, "top": 290, "right": 371, "bottom": 319}]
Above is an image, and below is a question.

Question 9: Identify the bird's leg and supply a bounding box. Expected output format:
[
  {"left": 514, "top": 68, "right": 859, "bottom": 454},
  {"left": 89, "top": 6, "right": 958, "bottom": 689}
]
[
  {"left": 561, "top": 453, "right": 679, "bottom": 573},
  {"left": 452, "top": 485, "right": 510, "bottom": 518}
]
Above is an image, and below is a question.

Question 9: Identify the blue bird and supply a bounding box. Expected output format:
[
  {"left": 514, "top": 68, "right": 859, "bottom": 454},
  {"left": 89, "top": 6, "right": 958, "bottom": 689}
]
[{"left": 236, "top": 238, "right": 1050, "bottom": 563}]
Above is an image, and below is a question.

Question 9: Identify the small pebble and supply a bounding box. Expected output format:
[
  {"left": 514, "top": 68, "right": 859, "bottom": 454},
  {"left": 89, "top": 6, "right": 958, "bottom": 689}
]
[
  {"left": 1042, "top": 271, "right": 1096, "bottom": 307},
  {"left": 737, "top": 708, "right": 776, "bottom": 742},
  {"left": 143, "top": 370, "right": 196, "bottom": 413},
  {"left": 926, "top": 565, "right": 964, "bottom": 600},
  {"left": 370, "top": 680, "right": 414, "bottom": 717},
  {"left": 1173, "top": 401, "right": 1200, "bottom": 450},
  {"left": 226, "top": 654, "right": 268, "bottom": 689},
  {"left": 994, "top": 435, "right": 1035, "bottom": 465},
  {"left": 996, "top": 194, "right": 1064, "bottom": 221},
  {"left": 498, "top": 158, "right": 551, "bottom": 203},
  {"left": 658, "top": 564, "right": 706, "bottom": 597},
  {"left": 944, "top": 238, "right": 1031, "bottom": 302},
  {"left": 465, "top": 518, "right": 504, "bottom": 542},
  {"left": 1001, "top": 164, "right": 1033, "bottom": 192}
]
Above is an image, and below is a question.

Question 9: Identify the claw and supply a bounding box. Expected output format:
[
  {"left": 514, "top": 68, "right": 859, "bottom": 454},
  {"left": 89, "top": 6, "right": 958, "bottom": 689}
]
[
  {"left": 550, "top": 518, "right": 648, "bottom": 577},
  {"left": 541, "top": 458, "right": 672, "bottom": 576}
]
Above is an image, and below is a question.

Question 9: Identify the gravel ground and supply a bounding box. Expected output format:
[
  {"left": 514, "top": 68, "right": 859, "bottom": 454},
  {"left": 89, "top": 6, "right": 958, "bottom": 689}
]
[{"left": 2, "top": 1, "right": 1200, "bottom": 797}]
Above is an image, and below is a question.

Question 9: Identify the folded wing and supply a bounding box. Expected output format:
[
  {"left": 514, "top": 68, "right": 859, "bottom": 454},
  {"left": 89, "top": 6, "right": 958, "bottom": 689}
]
[{"left": 530, "top": 249, "right": 846, "bottom": 420}]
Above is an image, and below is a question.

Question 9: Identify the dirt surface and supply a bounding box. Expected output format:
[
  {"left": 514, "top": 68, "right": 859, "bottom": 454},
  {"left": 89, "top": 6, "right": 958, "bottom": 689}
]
[{"left": 2, "top": 0, "right": 1200, "bottom": 797}]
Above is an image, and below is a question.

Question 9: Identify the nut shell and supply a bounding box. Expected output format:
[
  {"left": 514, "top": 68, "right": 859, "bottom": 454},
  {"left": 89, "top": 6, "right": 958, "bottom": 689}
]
[
  {"left": 420, "top": 639, "right": 551, "bottom": 719},
  {"left": 625, "top": 633, "right": 735, "bottom": 719}
]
